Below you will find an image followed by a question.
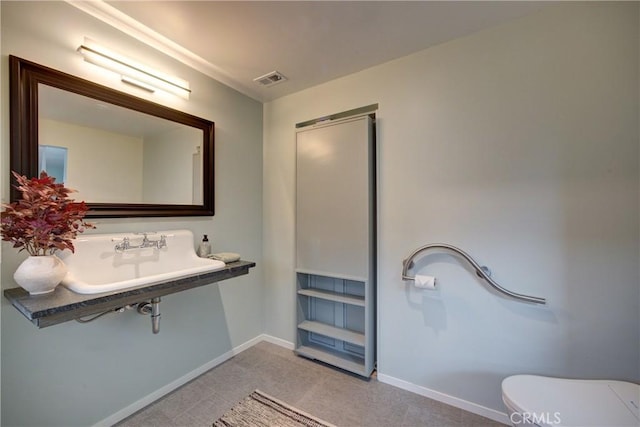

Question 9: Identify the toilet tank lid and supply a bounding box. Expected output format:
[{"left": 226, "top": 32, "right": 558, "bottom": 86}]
[{"left": 502, "top": 375, "right": 639, "bottom": 427}]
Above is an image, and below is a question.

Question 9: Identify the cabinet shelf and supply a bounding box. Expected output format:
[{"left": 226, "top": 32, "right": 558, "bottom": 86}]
[
  {"left": 297, "top": 320, "right": 365, "bottom": 347},
  {"left": 295, "top": 344, "right": 366, "bottom": 375},
  {"left": 297, "top": 288, "right": 365, "bottom": 307}
]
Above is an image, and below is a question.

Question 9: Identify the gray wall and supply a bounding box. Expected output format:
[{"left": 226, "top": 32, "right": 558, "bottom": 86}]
[
  {"left": 263, "top": 2, "right": 639, "bottom": 419},
  {"left": 1, "top": 2, "right": 263, "bottom": 426}
]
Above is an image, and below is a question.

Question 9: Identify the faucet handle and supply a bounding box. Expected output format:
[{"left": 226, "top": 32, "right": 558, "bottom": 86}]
[{"left": 113, "top": 237, "right": 130, "bottom": 253}]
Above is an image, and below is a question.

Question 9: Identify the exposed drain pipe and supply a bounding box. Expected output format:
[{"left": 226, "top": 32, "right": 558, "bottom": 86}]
[
  {"left": 137, "top": 297, "right": 161, "bottom": 334},
  {"left": 76, "top": 299, "right": 162, "bottom": 333},
  {"left": 150, "top": 297, "right": 161, "bottom": 334}
]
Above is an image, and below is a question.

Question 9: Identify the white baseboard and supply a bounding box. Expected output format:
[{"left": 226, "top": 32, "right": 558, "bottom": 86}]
[
  {"left": 263, "top": 337, "right": 508, "bottom": 424},
  {"left": 259, "top": 333, "right": 295, "bottom": 350},
  {"left": 377, "top": 373, "right": 510, "bottom": 425},
  {"left": 93, "top": 335, "right": 270, "bottom": 427},
  {"left": 232, "top": 334, "right": 267, "bottom": 354},
  {"left": 94, "top": 334, "right": 508, "bottom": 427}
]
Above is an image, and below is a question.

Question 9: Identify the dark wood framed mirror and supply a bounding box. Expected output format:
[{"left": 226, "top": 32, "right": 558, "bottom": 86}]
[{"left": 9, "top": 55, "right": 214, "bottom": 218}]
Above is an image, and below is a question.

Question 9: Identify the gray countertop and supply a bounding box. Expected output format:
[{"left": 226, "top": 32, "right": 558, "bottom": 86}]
[{"left": 4, "top": 260, "right": 256, "bottom": 328}]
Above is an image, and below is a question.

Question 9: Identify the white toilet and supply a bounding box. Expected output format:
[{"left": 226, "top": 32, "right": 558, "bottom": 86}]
[{"left": 502, "top": 375, "right": 639, "bottom": 427}]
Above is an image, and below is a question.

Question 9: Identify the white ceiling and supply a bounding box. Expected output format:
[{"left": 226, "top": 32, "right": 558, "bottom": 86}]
[{"left": 92, "top": 1, "right": 547, "bottom": 102}]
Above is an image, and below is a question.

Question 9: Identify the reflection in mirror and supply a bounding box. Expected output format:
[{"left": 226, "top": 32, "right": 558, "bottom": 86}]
[
  {"left": 9, "top": 55, "right": 215, "bottom": 217},
  {"left": 39, "top": 145, "right": 67, "bottom": 184},
  {"left": 39, "top": 85, "right": 203, "bottom": 205}
]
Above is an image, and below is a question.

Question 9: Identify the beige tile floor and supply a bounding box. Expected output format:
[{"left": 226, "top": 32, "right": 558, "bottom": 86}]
[{"left": 116, "top": 341, "right": 504, "bottom": 427}]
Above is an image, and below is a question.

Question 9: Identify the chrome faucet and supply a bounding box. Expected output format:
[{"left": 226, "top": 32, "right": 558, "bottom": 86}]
[
  {"left": 114, "top": 237, "right": 131, "bottom": 252},
  {"left": 114, "top": 233, "right": 167, "bottom": 252},
  {"left": 142, "top": 233, "right": 167, "bottom": 249}
]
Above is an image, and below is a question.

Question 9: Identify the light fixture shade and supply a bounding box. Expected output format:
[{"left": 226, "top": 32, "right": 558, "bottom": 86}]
[
  {"left": 77, "top": 38, "right": 191, "bottom": 99},
  {"left": 120, "top": 75, "right": 156, "bottom": 93}
]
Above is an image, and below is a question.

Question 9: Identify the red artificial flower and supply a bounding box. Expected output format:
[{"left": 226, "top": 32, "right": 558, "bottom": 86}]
[{"left": 0, "top": 171, "right": 95, "bottom": 256}]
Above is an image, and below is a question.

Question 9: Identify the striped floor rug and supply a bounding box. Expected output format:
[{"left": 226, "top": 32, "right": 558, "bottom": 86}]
[{"left": 213, "top": 390, "right": 335, "bottom": 427}]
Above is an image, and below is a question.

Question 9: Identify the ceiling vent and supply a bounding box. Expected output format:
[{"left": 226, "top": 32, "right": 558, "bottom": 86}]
[{"left": 254, "top": 71, "right": 287, "bottom": 87}]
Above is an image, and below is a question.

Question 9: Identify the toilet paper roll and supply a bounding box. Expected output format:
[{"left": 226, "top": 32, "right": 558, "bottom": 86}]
[{"left": 414, "top": 274, "right": 436, "bottom": 290}]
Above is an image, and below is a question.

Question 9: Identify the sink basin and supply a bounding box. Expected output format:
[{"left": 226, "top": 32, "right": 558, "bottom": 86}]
[{"left": 58, "top": 229, "right": 226, "bottom": 294}]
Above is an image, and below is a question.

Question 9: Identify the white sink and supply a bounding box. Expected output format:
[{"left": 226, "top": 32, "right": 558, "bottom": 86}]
[{"left": 58, "top": 229, "right": 226, "bottom": 294}]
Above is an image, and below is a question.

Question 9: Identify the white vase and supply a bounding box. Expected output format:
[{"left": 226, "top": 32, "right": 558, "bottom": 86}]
[{"left": 13, "top": 255, "right": 67, "bottom": 295}]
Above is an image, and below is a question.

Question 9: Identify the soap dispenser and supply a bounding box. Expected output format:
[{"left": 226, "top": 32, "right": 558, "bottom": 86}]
[{"left": 198, "top": 235, "right": 211, "bottom": 258}]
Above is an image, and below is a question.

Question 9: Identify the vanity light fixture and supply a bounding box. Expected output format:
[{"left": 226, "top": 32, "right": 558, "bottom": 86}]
[
  {"left": 120, "top": 75, "right": 156, "bottom": 93},
  {"left": 77, "top": 38, "right": 191, "bottom": 99}
]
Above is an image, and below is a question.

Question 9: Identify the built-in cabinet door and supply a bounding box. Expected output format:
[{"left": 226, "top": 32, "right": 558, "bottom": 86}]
[
  {"left": 295, "top": 113, "right": 376, "bottom": 377},
  {"left": 295, "top": 116, "right": 373, "bottom": 279}
]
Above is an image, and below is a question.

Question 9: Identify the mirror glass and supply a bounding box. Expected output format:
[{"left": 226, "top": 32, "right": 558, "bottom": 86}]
[
  {"left": 39, "top": 85, "right": 203, "bottom": 205},
  {"left": 9, "top": 56, "right": 215, "bottom": 217}
]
